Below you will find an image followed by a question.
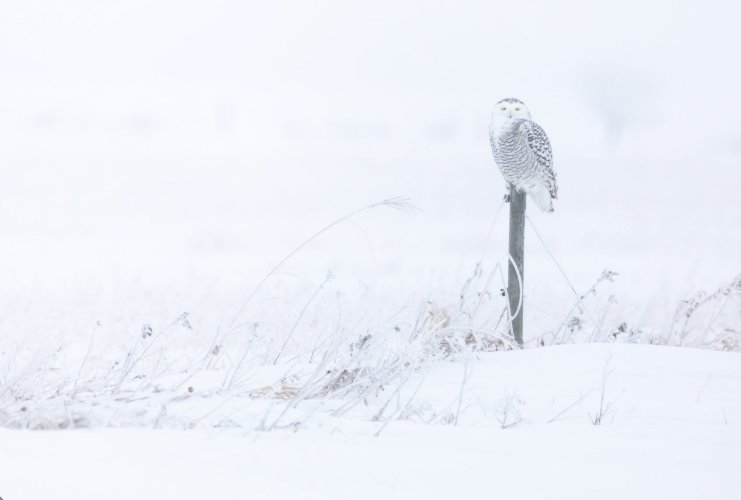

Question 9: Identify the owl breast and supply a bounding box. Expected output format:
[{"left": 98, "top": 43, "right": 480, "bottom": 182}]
[{"left": 491, "top": 123, "right": 539, "bottom": 185}]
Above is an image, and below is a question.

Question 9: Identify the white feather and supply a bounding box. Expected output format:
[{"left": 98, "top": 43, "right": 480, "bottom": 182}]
[{"left": 521, "top": 183, "right": 554, "bottom": 213}]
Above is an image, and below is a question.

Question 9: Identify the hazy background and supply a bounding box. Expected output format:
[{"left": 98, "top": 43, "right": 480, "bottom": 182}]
[{"left": 1, "top": 0, "right": 740, "bottom": 346}]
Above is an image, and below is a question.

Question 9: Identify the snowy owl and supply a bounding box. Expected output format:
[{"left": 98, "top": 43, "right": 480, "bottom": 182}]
[{"left": 489, "top": 98, "right": 558, "bottom": 212}]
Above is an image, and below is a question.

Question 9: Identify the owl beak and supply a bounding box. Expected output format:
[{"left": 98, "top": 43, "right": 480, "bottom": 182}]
[{"left": 507, "top": 112, "right": 513, "bottom": 118}]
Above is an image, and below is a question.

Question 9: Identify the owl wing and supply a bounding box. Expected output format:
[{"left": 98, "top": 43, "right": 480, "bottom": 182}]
[{"left": 522, "top": 121, "right": 557, "bottom": 199}]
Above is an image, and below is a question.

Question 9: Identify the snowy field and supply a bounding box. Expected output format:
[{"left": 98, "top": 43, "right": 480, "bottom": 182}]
[
  {"left": 1, "top": 0, "right": 741, "bottom": 498},
  {"left": 2, "top": 344, "right": 741, "bottom": 499}
]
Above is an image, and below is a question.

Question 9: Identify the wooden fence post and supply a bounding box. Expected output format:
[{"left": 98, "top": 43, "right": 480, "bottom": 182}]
[{"left": 507, "top": 185, "right": 526, "bottom": 345}]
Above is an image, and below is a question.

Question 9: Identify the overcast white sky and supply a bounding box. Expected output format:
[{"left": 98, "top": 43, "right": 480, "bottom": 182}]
[{"left": 1, "top": 0, "right": 739, "bottom": 337}]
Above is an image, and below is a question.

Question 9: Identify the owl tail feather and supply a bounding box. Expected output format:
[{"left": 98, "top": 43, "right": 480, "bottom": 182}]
[{"left": 523, "top": 184, "right": 555, "bottom": 213}]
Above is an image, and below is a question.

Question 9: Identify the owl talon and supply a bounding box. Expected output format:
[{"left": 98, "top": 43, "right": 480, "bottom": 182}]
[{"left": 503, "top": 193, "right": 511, "bottom": 203}]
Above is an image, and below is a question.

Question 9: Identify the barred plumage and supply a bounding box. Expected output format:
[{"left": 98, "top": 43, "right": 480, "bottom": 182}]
[{"left": 489, "top": 98, "right": 558, "bottom": 212}]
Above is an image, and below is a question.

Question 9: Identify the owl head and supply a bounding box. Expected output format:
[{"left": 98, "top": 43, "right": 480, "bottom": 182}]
[{"left": 492, "top": 98, "right": 531, "bottom": 121}]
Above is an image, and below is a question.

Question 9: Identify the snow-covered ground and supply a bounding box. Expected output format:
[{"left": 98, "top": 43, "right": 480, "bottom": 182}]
[
  {"left": 2, "top": 344, "right": 740, "bottom": 500},
  {"left": 1, "top": 0, "right": 741, "bottom": 498}
]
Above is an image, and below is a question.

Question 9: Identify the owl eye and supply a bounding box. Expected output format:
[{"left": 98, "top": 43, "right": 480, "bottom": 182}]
[
  {"left": 501, "top": 107, "right": 507, "bottom": 111},
  {"left": 515, "top": 107, "right": 520, "bottom": 111}
]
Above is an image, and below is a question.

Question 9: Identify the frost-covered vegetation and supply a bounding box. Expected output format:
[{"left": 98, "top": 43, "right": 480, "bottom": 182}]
[{"left": 1, "top": 195, "right": 738, "bottom": 430}]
